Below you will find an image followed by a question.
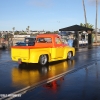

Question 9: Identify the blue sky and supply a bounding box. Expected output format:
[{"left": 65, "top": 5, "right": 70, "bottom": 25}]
[{"left": 0, "top": 0, "right": 100, "bottom": 31}]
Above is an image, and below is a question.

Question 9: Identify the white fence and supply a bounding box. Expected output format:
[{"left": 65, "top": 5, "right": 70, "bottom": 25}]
[{"left": 14, "top": 35, "right": 30, "bottom": 38}]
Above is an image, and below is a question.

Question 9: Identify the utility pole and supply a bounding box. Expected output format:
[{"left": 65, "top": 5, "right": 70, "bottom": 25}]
[
  {"left": 95, "top": 0, "right": 98, "bottom": 43},
  {"left": 82, "top": 0, "right": 87, "bottom": 27}
]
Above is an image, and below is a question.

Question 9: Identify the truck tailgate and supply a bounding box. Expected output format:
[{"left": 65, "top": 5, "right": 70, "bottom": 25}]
[{"left": 11, "top": 48, "right": 29, "bottom": 62}]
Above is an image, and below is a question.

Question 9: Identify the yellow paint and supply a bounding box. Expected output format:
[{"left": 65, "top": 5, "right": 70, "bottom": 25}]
[
  {"left": 11, "top": 46, "right": 75, "bottom": 64},
  {"left": 11, "top": 60, "right": 75, "bottom": 87}
]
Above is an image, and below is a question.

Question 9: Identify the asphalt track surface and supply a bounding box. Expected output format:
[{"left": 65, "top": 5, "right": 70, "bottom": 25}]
[{"left": 0, "top": 47, "right": 100, "bottom": 100}]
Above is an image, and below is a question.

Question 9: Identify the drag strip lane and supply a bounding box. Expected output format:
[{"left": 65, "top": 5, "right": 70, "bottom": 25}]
[{"left": 0, "top": 60, "right": 98, "bottom": 100}]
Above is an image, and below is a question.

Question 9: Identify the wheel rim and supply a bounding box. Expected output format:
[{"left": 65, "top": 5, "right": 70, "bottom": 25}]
[
  {"left": 40, "top": 55, "right": 47, "bottom": 65},
  {"left": 68, "top": 52, "right": 71, "bottom": 59}
]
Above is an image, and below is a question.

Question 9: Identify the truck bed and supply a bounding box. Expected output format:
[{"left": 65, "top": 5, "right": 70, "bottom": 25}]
[{"left": 11, "top": 45, "right": 52, "bottom": 63}]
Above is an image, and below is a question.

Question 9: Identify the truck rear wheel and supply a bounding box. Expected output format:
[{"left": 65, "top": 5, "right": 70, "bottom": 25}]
[{"left": 39, "top": 54, "right": 48, "bottom": 66}]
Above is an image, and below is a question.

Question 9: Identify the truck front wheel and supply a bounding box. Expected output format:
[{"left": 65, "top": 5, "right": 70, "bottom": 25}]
[
  {"left": 39, "top": 55, "right": 48, "bottom": 66},
  {"left": 67, "top": 51, "right": 72, "bottom": 60}
]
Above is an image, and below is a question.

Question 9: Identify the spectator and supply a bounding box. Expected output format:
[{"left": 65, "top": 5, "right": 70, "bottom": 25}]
[
  {"left": 68, "top": 37, "right": 73, "bottom": 47},
  {"left": 73, "top": 38, "right": 77, "bottom": 48}
]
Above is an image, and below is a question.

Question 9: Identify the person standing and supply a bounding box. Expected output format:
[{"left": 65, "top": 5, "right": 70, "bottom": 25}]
[{"left": 68, "top": 37, "right": 73, "bottom": 47}]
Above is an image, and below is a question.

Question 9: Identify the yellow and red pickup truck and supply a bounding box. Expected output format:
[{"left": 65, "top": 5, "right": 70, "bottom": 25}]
[{"left": 11, "top": 34, "right": 75, "bottom": 65}]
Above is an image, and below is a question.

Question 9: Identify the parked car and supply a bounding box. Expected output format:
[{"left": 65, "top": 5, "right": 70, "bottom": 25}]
[{"left": 11, "top": 34, "right": 75, "bottom": 66}]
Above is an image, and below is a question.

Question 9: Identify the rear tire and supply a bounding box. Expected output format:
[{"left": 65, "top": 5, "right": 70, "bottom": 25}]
[
  {"left": 67, "top": 52, "right": 72, "bottom": 60},
  {"left": 39, "top": 54, "right": 48, "bottom": 66}
]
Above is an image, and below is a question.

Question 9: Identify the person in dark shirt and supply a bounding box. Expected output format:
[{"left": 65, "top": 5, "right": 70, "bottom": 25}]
[{"left": 73, "top": 38, "right": 77, "bottom": 48}]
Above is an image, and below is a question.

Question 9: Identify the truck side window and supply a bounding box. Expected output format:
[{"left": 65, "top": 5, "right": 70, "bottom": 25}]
[
  {"left": 37, "top": 38, "right": 52, "bottom": 43},
  {"left": 55, "top": 37, "right": 62, "bottom": 44},
  {"left": 45, "top": 38, "right": 52, "bottom": 43}
]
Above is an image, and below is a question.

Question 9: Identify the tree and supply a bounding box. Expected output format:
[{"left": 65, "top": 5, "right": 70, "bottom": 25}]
[
  {"left": 82, "top": 0, "right": 87, "bottom": 27},
  {"left": 54, "top": 31, "right": 59, "bottom": 34},
  {"left": 80, "top": 23, "right": 94, "bottom": 29},
  {"left": 12, "top": 27, "right": 15, "bottom": 35},
  {"left": 14, "top": 31, "right": 19, "bottom": 35},
  {"left": 46, "top": 31, "right": 51, "bottom": 33},
  {"left": 4, "top": 33, "right": 13, "bottom": 41},
  {"left": 19, "top": 32, "right": 27, "bottom": 35}
]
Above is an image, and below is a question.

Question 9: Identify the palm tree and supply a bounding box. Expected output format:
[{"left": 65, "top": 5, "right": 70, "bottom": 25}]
[
  {"left": 12, "top": 27, "right": 15, "bottom": 35},
  {"left": 82, "top": 0, "right": 87, "bottom": 27},
  {"left": 27, "top": 26, "right": 30, "bottom": 34},
  {"left": 95, "top": 0, "right": 98, "bottom": 43},
  {"left": 80, "top": 23, "right": 94, "bottom": 29}
]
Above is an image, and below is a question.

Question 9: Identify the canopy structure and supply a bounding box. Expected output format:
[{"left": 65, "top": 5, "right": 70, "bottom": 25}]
[
  {"left": 59, "top": 25, "right": 93, "bottom": 32},
  {"left": 59, "top": 25, "right": 93, "bottom": 50}
]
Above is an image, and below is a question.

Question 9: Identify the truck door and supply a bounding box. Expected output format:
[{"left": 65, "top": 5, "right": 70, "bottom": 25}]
[{"left": 55, "top": 37, "right": 64, "bottom": 58}]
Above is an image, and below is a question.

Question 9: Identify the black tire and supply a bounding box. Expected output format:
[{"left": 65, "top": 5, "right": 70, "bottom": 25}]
[
  {"left": 39, "top": 54, "right": 48, "bottom": 66},
  {"left": 67, "top": 52, "right": 72, "bottom": 60}
]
